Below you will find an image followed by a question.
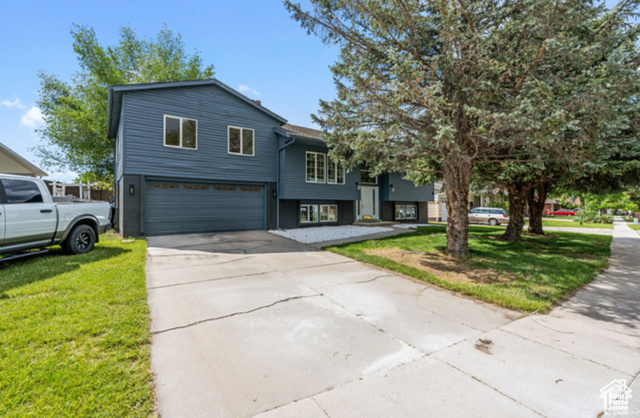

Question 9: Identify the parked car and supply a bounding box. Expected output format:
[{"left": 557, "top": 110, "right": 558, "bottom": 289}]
[
  {"left": 548, "top": 209, "right": 576, "bottom": 216},
  {"left": 468, "top": 207, "right": 510, "bottom": 226},
  {"left": 0, "top": 174, "right": 111, "bottom": 259}
]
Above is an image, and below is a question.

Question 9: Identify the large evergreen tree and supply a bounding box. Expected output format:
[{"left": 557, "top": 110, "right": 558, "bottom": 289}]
[
  {"left": 286, "top": 0, "right": 640, "bottom": 255},
  {"left": 35, "top": 25, "right": 214, "bottom": 182}
]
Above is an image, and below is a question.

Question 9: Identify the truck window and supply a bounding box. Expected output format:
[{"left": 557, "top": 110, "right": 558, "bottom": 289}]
[{"left": 2, "top": 179, "right": 44, "bottom": 204}]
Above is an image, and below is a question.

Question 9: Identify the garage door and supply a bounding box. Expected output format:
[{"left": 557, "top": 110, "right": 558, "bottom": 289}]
[{"left": 144, "top": 180, "right": 265, "bottom": 235}]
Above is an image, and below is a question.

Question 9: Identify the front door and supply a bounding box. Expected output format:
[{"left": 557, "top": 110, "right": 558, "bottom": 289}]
[{"left": 358, "top": 186, "right": 379, "bottom": 220}]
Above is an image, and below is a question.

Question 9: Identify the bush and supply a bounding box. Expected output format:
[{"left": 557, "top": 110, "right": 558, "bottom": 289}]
[
  {"left": 574, "top": 211, "right": 613, "bottom": 224},
  {"left": 486, "top": 200, "right": 509, "bottom": 212}
]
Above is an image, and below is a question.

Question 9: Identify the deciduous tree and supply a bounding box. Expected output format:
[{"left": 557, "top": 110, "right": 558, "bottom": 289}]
[{"left": 35, "top": 24, "right": 214, "bottom": 182}]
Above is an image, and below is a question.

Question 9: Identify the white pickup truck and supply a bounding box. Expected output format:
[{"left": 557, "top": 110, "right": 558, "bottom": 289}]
[{"left": 0, "top": 174, "right": 111, "bottom": 259}]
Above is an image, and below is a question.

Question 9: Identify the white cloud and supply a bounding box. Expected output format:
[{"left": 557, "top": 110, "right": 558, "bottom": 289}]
[
  {"left": 1, "top": 98, "right": 27, "bottom": 109},
  {"left": 20, "top": 106, "right": 44, "bottom": 128},
  {"left": 238, "top": 84, "right": 260, "bottom": 96}
]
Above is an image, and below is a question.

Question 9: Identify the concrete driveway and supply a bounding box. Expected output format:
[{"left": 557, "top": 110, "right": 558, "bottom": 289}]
[{"left": 146, "top": 227, "right": 640, "bottom": 418}]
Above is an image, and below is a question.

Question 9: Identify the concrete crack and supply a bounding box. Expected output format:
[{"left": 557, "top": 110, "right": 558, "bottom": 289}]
[
  {"left": 499, "top": 328, "right": 636, "bottom": 377},
  {"left": 283, "top": 260, "right": 358, "bottom": 272},
  {"left": 147, "top": 255, "right": 255, "bottom": 272},
  {"left": 147, "top": 269, "right": 279, "bottom": 290},
  {"left": 152, "top": 294, "right": 321, "bottom": 335},
  {"left": 313, "top": 398, "right": 331, "bottom": 417},
  {"left": 316, "top": 274, "right": 396, "bottom": 290},
  {"left": 436, "top": 358, "right": 545, "bottom": 417}
]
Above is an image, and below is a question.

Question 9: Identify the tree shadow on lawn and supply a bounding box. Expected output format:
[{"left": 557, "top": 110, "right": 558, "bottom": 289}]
[
  {"left": 373, "top": 225, "right": 610, "bottom": 289},
  {"left": 0, "top": 245, "right": 130, "bottom": 296}
]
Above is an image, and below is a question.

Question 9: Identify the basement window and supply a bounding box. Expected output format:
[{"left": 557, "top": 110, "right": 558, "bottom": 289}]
[
  {"left": 396, "top": 204, "right": 417, "bottom": 220},
  {"left": 320, "top": 205, "right": 338, "bottom": 222},
  {"left": 300, "top": 204, "right": 318, "bottom": 223}
]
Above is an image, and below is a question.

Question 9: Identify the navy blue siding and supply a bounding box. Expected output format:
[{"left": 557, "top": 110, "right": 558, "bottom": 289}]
[
  {"left": 115, "top": 105, "right": 124, "bottom": 180},
  {"left": 280, "top": 143, "right": 360, "bottom": 200},
  {"left": 380, "top": 173, "right": 434, "bottom": 202},
  {"left": 121, "top": 85, "right": 281, "bottom": 182}
]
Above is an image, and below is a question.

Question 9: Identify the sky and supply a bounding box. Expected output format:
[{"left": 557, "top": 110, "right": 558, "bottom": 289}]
[
  {"left": 0, "top": 0, "right": 339, "bottom": 180},
  {"left": 0, "top": 0, "right": 624, "bottom": 181}
]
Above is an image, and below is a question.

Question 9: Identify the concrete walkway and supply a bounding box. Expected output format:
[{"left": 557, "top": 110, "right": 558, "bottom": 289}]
[{"left": 146, "top": 221, "right": 640, "bottom": 418}]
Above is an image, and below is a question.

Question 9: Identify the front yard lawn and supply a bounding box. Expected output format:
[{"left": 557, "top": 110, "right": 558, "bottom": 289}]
[
  {"left": 0, "top": 235, "right": 154, "bottom": 417},
  {"left": 628, "top": 224, "right": 640, "bottom": 231},
  {"left": 326, "top": 226, "right": 611, "bottom": 312},
  {"left": 541, "top": 220, "right": 613, "bottom": 229}
]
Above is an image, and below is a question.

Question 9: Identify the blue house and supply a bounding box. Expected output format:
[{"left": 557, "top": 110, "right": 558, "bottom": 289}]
[{"left": 107, "top": 79, "right": 434, "bottom": 237}]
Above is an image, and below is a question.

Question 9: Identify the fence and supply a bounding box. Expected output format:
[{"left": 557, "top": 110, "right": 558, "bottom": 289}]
[{"left": 44, "top": 180, "right": 112, "bottom": 203}]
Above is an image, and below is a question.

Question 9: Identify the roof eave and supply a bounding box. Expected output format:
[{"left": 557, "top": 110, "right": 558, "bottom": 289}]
[
  {"left": 106, "top": 79, "right": 287, "bottom": 132},
  {"left": 0, "top": 142, "right": 48, "bottom": 177}
]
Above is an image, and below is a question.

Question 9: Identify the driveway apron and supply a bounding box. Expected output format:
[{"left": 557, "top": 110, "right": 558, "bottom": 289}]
[{"left": 146, "top": 223, "right": 640, "bottom": 418}]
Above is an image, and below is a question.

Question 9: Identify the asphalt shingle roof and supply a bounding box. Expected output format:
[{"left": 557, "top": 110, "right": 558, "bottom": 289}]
[{"left": 279, "top": 124, "right": 324, "bottom": 141}]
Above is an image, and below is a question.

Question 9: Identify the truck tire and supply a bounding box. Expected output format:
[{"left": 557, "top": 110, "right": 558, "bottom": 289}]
[{"left": 62, "top": 224, "right": 96, "bottom": 255}]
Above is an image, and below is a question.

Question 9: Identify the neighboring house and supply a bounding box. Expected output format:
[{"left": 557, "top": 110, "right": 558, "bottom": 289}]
[
  {"left": 544, "top": 197, "right": 581, "bottom": 215},
  {"left": 107, "top": 79, "right": 434, "bottom": 237},
  {"left": 431, "top": 184, "right": 499, "bottom": 222},
  {"left": 0, "top": 142, "right": 47, "bottom": 177}
]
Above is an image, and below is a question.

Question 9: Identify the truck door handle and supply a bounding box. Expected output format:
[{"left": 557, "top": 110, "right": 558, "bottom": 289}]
[{"left": 41, "top": 209, "right": 53, "bottom": 213}]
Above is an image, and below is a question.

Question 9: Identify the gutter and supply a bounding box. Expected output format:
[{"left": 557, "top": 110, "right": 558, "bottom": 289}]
[{"left": 276, "top": 136, "right": 297, "bottom": 229}]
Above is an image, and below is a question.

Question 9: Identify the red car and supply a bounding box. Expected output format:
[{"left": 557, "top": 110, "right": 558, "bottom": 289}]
[{"left": 548, "top": 209, "right": 576, "bottom": 216}]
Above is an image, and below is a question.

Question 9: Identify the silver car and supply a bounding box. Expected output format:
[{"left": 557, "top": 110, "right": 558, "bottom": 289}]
[{"left": 468, "top": 207, "right": 510, "bottom": 226}]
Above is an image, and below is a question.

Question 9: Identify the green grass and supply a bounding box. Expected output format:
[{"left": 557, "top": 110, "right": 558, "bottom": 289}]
[
  {"left": 628, "top": 224, "right": 640, "bottom": 231},
  {"left": 0, "top": 235, "right": 154, "bottom": 417},
  {"left": 542, "top": 220, "right": 613, "bottom": 229},
  {"left": 326, "top": 226, "right": 611, "bottom": 312}
]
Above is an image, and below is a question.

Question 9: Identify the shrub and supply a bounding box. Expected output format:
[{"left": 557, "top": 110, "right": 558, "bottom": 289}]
[
  {"left": 575, "top": 211, "right": 613, "bottom": 224},
  {"left": 487, "top": 200, "right": 509, "bottom": 212}
]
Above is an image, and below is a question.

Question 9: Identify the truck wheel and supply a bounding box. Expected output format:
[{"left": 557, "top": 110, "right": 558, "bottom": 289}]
[{"left": 62, "top": 224, "right": 96, "bottom": 255}]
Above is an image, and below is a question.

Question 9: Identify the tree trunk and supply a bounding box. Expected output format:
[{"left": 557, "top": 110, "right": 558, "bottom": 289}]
[
  {"left": 442, "top": 153, "right": 472, "bottom": 256},
  {"left": 502, "top": 183, "right": 529, "bottom": 241},
  {"left": 527, "top": 181, "right": 550, "bottom": 235}
]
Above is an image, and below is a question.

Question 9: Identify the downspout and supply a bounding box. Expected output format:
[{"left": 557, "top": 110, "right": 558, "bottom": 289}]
[{"left": 276, "top": 136, "right": 297, "bottom": 229}]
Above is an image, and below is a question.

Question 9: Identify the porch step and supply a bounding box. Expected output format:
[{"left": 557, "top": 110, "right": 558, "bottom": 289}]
[{"left": 353, "top": 220, "right": 397, "bottom": 227}]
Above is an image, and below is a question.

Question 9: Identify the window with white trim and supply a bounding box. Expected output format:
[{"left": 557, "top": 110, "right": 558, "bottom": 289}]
[
  {"left": 395, "top": 204, "right": 417, "bottom": 220},
  {"left": 320, "top": 205, "right": 338, "bottom": 222},
  {"left": 164, "top": 115, "right": 197, "bottom": 149},
  {"left": 300, "top": 204, "right": 338, "bottom": 223},
  {"left": 306, "top": 152, "right": 326, "bottom": 183},
  {"left": 300, "top": 204, "right": 318, "bottom": 223},
  {"left": 228, "top": 126, "right": 255, "bottom": 156},
  {"left": 327, "top": 161, "right": 345, "bottom": 184}
]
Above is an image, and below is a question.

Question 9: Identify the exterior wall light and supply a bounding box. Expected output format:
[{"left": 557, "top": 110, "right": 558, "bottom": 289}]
[
  {"left": 391, "top": 184, "right": 396, "bottom": 193},
  {"left": 129, "top": 184, "right": 135, "bottom": 195},
  {"left": 356, "top": 181, "right": 361, "bottom": 191}
]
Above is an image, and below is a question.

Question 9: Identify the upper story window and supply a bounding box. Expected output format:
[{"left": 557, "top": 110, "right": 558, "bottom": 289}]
[
  {"left": 327, "top": 160, "right": 345, "bottom": 184},
  {"left": 228, "top": 126, "right": 254, "bottom": 156},
  {"left": 1, "top": 179, "right": 44, "bottom": 204},
  {"left": 360, "top": 169, "right": 378, "bottom": 184},
  {"left": 306, "top": 152, "right": 326, "bottom": 183},
  {"left": 164, "top": 115, "right": 197, "bottom": 149}
]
